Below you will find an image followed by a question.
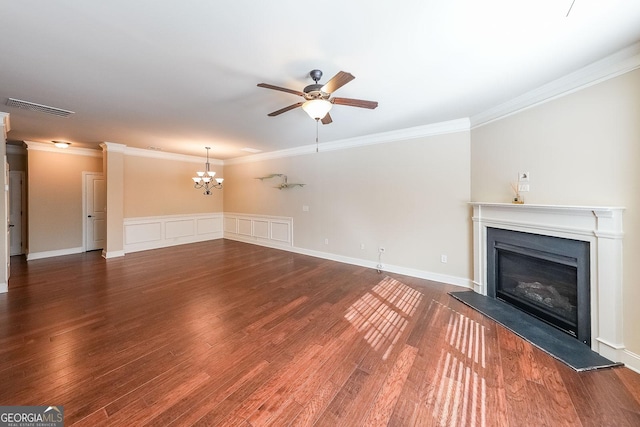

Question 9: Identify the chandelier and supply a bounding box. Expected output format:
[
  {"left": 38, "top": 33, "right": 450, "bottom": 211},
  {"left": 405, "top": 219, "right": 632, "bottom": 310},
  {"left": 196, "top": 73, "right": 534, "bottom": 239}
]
[{"left": 192, "top": 147, "right": 223, "bottom": 195}]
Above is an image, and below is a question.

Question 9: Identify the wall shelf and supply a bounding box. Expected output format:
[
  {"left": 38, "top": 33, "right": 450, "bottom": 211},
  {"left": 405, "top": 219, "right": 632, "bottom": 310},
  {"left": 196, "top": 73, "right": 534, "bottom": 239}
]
[{"left": 255, "top": 173, "right": 305, "bottom": 190}]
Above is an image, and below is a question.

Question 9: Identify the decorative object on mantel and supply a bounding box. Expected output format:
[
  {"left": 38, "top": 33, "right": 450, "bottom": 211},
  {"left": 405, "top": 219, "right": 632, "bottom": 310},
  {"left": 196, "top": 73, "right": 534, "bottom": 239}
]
[
  {"left": 255, "top": 174, "right": 305, "bottom": 190},
  {"left": 510, "top": 182, "right": 524, "bottom": 204},
  {"left": 192, "top": 147, "right": 223, "bottom": 195}
]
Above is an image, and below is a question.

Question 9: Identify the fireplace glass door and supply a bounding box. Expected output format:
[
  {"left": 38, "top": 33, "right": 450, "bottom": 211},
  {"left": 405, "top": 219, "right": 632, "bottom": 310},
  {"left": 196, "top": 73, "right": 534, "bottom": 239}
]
[
  {"left": 496, "top": 246, "right": 578, "bottom": 336},
  {"left": 487, "top": 228, "right": 590, "bottom": 345}
]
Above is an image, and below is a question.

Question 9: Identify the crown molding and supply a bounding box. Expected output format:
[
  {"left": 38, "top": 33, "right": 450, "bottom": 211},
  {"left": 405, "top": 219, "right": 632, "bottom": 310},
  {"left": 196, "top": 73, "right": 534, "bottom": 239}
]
[
  {"left": 25, "top": 140, "right": 102, "bottom": 157},
  {"left": 471, "top": 41, "right": 640, "bottom": 129},
  {"left": 224, "top": 118, "right": 470, "bottom": 165},
  {"left": 100, "top": 141, "right": 126, "bottom": 153},
  {"left": 123, "top": 145, "right": 223, "bottom": 165}
]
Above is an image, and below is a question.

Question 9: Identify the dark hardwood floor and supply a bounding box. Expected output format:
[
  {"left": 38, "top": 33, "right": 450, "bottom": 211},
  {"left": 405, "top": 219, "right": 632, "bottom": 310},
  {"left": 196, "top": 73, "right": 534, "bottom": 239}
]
[{"left": 1, "top": 239, "right": 639, "bottom": 426}]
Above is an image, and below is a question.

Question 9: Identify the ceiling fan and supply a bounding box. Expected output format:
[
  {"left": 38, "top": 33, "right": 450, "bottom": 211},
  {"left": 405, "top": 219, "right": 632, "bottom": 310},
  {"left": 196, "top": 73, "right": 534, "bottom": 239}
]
[{"left": 257, "top": 69, "right": 378, "bottom": 124}]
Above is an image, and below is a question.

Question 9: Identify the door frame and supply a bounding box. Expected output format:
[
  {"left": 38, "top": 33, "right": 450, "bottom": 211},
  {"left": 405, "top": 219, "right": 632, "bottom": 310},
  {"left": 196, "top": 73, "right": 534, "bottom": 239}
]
[
  {"left": 8, "top": 170, "right": 26, "bottom": 255},
  {"left": 82, "top": 171, "right": 105, "bottom": 252}
]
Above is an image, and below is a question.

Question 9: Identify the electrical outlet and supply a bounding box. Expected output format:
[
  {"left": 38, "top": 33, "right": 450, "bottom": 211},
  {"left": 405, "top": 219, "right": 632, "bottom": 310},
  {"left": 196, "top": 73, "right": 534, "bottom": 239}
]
[
  {"left": 378, "top": 247, "right": 385, "bottom": 253},
  {"left": 441, "top": 254, "right": 448, "bottom": 263},
  {"left": 324, "top": 238, "right": 329, "bottom": 245},
  {"left": 360, "top": 243, "right": 365, "bottom": 250},
  {"left": 302, "top": 205, "right": 309, "bottom": 212},
  {"left": 518, "top": 183, "right": 530, "bottom": 192}
]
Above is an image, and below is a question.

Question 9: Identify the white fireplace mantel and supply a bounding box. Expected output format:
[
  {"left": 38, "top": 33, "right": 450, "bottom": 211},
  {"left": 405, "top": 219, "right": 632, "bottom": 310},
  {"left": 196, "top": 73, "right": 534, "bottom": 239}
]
[{"left": 470, "top": 202, "right": 625, "bottom": 362}]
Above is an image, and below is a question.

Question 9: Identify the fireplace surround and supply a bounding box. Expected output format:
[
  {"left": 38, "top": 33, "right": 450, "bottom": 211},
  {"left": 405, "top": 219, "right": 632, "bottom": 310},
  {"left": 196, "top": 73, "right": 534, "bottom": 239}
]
[{"left": 471, "top": 203, "right": 624, "bottom": 362}]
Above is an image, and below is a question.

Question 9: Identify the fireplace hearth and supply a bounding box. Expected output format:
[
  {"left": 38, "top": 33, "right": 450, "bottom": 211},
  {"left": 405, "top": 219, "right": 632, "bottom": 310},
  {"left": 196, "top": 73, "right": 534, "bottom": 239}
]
[{"left": 487, "top": 228, "right": 590, "bottom": 345}]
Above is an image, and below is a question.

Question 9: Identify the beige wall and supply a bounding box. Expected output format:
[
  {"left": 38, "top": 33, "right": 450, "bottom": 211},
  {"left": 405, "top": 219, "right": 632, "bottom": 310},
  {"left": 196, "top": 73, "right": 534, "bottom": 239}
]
[
  {"left": 124, "top": 155, "right": 223, "bottom": 217},
  {"left": 470, "top": 69, "right": 640, "bottom": 356},
  {"left": 27, "top": 149, "right": 103, "bottom": 253},
  {"left": 224, "top": 131, "right": 472, "bottom": 281}
]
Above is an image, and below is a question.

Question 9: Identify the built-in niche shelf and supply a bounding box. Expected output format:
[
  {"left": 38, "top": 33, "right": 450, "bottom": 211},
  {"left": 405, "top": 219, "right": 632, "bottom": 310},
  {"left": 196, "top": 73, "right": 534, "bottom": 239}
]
[{"left": 255, "top": 173, "right": 305, "bottom": 190}]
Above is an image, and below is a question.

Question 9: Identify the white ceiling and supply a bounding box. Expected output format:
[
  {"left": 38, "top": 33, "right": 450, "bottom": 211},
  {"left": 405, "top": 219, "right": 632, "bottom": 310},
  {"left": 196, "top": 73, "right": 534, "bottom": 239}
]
[{"left": 1, "top": 1, "right": 639, "bottom": 160}]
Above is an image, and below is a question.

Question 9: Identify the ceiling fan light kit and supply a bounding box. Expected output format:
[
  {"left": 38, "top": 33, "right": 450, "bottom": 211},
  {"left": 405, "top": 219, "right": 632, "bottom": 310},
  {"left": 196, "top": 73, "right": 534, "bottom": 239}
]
[{"left": 301, "top": 99, "right": 332, "bottom": 120}]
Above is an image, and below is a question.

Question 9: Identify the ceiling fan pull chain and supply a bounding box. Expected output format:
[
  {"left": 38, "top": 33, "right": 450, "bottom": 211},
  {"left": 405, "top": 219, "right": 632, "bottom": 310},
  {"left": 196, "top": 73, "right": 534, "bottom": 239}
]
[{"left": 316, "top": 118, "right": 319, "bottom": 152}]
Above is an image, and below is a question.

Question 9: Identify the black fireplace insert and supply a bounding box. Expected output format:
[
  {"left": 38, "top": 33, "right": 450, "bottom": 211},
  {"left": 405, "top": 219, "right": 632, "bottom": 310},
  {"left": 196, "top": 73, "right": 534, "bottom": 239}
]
[{"left": 487, "top": 228, "right": 591, "bottom": 345}]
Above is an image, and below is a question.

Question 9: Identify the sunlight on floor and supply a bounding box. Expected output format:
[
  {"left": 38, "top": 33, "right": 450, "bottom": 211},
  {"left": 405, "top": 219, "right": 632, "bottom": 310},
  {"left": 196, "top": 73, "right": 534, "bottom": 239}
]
[
  {"left": 428, "top": 300, "right": 488, "bottom": 427},
  {"left": 345, "top": 276, "right": 423, "bottom": 360}
]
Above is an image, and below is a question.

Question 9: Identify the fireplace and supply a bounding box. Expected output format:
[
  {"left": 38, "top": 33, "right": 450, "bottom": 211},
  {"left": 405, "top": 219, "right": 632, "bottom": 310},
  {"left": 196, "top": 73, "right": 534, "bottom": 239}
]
[
  {"left": 470, "top": 203, "right": 625, "bottom": 363},
  {"left": 486, "top": 227, "right": 590, "bottom": 345}
]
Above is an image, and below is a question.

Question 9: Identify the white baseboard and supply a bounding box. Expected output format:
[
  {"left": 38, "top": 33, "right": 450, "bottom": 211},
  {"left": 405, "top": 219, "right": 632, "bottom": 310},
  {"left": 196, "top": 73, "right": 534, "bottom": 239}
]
[
  {"left": 621, "top": 349, "right": 640, "bottom": 374},
  {"left": 0, "top": 282, "right": 7, "bottom": 293},
  {"left": 293, "top": 247, "right": 472, "bottom": 289},
  {"left": 225, "top": 232, "right": 472, "bottom": 290},
  {"left": 102, "top": 250, "right": 125, "bottom": 259},
  {"left": 26, "top": 246, "right": 84, "bottom": 261}
]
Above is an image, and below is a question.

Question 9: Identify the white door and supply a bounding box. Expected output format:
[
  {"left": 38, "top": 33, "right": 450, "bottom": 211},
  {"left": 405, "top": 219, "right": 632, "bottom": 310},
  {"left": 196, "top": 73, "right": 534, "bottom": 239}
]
[
  {"left": 9, "top": 171, "right": 25, "bottom": 256},
  {"left": 85, "top": 173, "right": 106, "bottom": 251}
]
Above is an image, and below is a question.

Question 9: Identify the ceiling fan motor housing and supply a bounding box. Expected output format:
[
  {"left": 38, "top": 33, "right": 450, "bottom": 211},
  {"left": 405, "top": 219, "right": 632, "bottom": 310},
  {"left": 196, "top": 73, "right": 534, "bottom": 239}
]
[
  {"left": 309, "top": 69, "right": 323, "bottom": 82},
  {"left": 303, "top": 83, "right": 328, "bottom": 100}
]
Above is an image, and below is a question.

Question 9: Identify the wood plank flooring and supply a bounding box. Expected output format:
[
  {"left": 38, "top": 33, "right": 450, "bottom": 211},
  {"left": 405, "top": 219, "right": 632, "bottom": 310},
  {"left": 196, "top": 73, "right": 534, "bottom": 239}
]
[{"left": 1, "top": 239, "right": 639, "bottom": 426}]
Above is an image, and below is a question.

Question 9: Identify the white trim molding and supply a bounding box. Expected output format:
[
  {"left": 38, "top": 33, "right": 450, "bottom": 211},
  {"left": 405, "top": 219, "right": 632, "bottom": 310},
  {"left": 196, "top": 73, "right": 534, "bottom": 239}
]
[
  {"left": 290, "top": 245, "right": 472, "bottom": 289},
  {"left": 470, "top": 202, "right": 629, "bottom": 368},
  {"left": 125, "top": 146, "right": 224, "bottom": 165},
  {"left": 27, "top": 246, "right": 84, "bottom": 261},
  {"left": 124, "top": 213, "right": 223, "bottom": 253},
  {"left": 471, "top": 41, "right": 640, "bottom": 128},
  {"left": 25, "top": 140, "right": 102, "bottom": 157},
  {"left": 225, "top": 118, "right": 471, "bottom": 165},
  {"left": 223, "top": 213, "right": 293, "bottom": 248}
]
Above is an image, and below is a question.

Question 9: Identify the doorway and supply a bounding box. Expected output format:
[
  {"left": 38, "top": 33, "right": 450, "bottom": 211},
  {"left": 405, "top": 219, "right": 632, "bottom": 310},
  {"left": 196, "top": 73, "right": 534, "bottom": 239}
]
[
  {"left": 83, "top": 172, "right": 106, "bottom": 251},
  {"left": 9, "top": 170, "right": 25, "bottom": 256}
]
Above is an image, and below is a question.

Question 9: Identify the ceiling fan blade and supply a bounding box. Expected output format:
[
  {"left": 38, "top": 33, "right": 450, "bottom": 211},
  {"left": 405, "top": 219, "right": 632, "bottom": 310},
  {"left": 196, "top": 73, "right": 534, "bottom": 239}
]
[
  {"left": 321, "top": 71, "right": 355, "bottom": 94},
  {"left": 267, "top": 102, "right": 304, "bottom": 116},
  {"left": 321, "top": 113, "right": 332, "bottom": 125},
  {"left": 257, "top": 83, "right": 305, "bottom": 97},
  {"left": 332, "top": 97, "right": 378, "bottom": 109}
]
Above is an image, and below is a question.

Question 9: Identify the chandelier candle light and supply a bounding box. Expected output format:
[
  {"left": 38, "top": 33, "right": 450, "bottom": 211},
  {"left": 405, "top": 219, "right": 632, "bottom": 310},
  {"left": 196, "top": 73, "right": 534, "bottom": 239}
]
[{"left": 192, "top": 147, "right": 223, "bottom": 195}]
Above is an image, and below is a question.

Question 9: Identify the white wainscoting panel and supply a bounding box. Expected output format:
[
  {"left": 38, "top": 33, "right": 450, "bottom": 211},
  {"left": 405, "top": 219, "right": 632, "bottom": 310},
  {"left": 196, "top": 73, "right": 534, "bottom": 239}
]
[
  {"left": 223, "top": 213, "right": 293, "bottom": 248},
  {"left": 253, "top": 220, "right": 269, "bottom": 239},
  {"left": 271, "top": 221, "right": 291, "bottom": 243},
  {"left": 197, "top": 217, "right": 219, "bottom": 235},
  {"left": 223, "top": 216, "right": 237, "bottom": 233},
  {"left": 165, "top": 219, "right": 195, "bottom": 239},
  {"left": 238, "top": 218, "right": 253, "bottom": 236},
  {"left": 124, "top": 213, "right": 223, "bottom": 253}
]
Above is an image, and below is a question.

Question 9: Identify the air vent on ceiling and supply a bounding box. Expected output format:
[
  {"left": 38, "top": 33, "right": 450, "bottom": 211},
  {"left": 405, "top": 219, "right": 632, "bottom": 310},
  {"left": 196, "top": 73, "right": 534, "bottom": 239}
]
[{"left": 5, "top": 98, "right": 75, "bottom": 117}]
